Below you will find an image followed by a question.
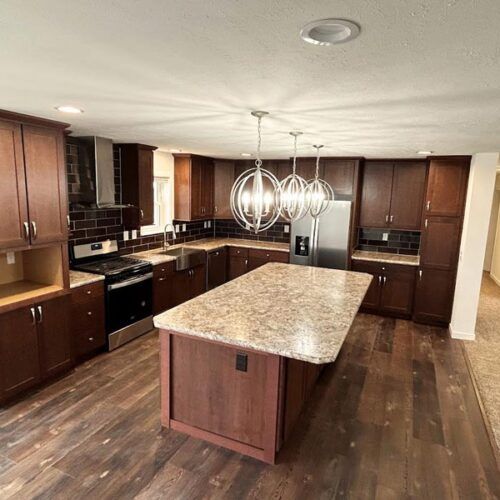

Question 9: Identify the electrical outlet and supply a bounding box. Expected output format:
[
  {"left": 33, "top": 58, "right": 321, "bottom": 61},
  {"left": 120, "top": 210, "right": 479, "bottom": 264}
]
[
  {"left": 207, "top": 220, "right": 211, "bottom": 228},
  {"left": 284, "top": 224, "right": 290, "bottom": 234},
  {"left": 382, "top": 232, "right": 389, "bottom": 241},
  {"left": 6, "top": 252, "right": 15, "bottom": 265},
  {"left": 245, "top": 223, "right": 251, "bottom": 231},
  {"left": 131, "top": 229, "right": 138, "bottom": 239},
  {"left": 182, "top": 224, "right": 187, "bottom": 232},
  {"left": 203, "top": 221, "right": 207, "bottom": 229},
  {"left": 175, "top": 224, "right": 180, "bottom": 233},
  {"left": 123, "top": 231, "right": 129, "bottom": 241}
]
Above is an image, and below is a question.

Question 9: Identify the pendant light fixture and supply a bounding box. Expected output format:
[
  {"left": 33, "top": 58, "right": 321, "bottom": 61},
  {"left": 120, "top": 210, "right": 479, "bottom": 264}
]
[
  {"left": 306, "top": 145, "right": 334, "bottom": 218},
  {"left": 230, "top": 111, "right": 282, "bottom": 234},
  {"left": 279, "top": 131, "right": 310, "bottom": 222}
]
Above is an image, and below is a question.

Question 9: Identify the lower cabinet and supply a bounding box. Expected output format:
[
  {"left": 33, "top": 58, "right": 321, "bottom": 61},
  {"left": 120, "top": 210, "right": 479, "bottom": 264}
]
[
  {"left": 351, "top": 261, "right": 416, "bottom": 318},
  {"left": 171, "top": 264, "right": 207, "bottom": 308},
  {"left": 0, "top": 293, "right": 72, "bottom": 404},
  {"left": 228, "top": 247, "right": 289, "bottom": 279},
  {"left": 207, "top": 248, "right": 227, "bottom": 290},
  {"left": 71, "top": 281, "right": 106, "bottom": 360},
  {"left": 228, "top": 247, "right": 249, "bottom": 279},
  {"left": 413, "top": 268, "right": 456, "bottom": 325},
  {"left": 153, "top": 262, "right": 176, "bottom": 314}
]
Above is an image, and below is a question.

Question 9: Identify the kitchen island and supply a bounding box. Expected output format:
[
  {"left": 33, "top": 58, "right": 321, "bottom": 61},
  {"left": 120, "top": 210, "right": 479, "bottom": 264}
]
[{"left": 154, "top": 263, "right": 371, "bottom": 463}]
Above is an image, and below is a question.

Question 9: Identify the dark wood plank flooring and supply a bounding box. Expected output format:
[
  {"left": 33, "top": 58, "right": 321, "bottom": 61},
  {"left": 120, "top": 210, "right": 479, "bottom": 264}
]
[{"left": 0, "top": 314, "right": 498, "bottom": 499}]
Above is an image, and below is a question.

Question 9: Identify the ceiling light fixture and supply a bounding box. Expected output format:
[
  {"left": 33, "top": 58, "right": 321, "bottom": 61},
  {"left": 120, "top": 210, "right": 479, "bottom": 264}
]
[
  {"left": 300, "top": 19, "right": 360, "bottom": 46},
  {"left": 417, "top": 150, "right": 434, "bottom": 155},
  {"left": 279, "top": 132, "right": 309, "bottom": 222},
  {"left": 306, "top": 145, "right": 334, "bottom": 218},
  {"left": 230, "top": 111, "right": 282, "bottom": 234},
  {"left": 55, "top": 105, "right": 83, "bottom": 114}
]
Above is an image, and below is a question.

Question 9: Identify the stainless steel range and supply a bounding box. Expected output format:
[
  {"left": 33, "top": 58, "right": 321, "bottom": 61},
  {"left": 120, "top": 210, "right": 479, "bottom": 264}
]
[{"left": 71, "top": 240, "right": 154, "bottom": 350}]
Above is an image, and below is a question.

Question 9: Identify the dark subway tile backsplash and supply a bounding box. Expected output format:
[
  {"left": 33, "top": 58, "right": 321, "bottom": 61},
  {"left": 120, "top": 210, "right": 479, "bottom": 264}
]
[
  {"left": 214, "top": 219, "right": 291, "bottom": 244},
  {"left": 357, "top": 227, "right": 421, "bottom": 256}
]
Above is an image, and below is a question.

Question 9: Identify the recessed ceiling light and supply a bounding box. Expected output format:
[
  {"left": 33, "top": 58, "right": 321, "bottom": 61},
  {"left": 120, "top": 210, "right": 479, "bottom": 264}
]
[
  {"left": 300, "top": 19, "right": 360, "bottom": 46},
  {"left": 55, "top": 105, "right": 83, "bottom": 114},
  {"left": 417, "top": 150, "right": 434, "bottom": 155},
  {"left": 241, "top": 153, "right": 251, "bottom": 157}
]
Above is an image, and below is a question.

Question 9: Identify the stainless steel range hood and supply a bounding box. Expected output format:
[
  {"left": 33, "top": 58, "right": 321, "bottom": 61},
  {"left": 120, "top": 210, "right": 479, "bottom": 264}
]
[{"left": 74, "top": 136, "right": 122, "bottom": 208}]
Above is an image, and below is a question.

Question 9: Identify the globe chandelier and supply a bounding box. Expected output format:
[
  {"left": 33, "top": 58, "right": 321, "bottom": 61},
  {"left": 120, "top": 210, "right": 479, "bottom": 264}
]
[
  {"left": 306, "top": 145, "right": 335, "bottom": 218},
  {"left": 230, "top": 111, "right": 282, "bottom": 234},
  {"left": 279, "top": 131, "right": 310, "bottom": 222}
]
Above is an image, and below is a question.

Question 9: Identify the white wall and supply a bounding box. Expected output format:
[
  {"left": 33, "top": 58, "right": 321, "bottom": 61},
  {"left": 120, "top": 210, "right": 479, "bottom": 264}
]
[
  {"left": 153, "top": 149, "right": 175, "bottom": 213},
  {"left": 491, "top": 183, "right": 500, "bottom": 285},
  {"left": 484, "top": 174, "right": 500, "bottom": 271},
  {"left": 450, "top": 153, "right": 499, "bottom": 340}
]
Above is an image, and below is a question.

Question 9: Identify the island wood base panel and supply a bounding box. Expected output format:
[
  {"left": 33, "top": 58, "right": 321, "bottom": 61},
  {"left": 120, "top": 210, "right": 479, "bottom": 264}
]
[{"left": 159, "top": 329, "right": 322, "bottom": 464}]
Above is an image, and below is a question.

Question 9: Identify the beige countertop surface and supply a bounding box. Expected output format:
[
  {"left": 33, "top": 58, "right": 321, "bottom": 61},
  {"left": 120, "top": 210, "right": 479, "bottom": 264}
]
[
  {"left": 351, "top": 250, "right": 420, "bottom": 267},
  {"left": 133, "top": 237, "right": 289, "bottom": 265},
  {"left": 69, "top": 270, "right": 105, "bottom": 289},
  {"left": 154, "top": 262, "right": 372, "bottom": 364}
]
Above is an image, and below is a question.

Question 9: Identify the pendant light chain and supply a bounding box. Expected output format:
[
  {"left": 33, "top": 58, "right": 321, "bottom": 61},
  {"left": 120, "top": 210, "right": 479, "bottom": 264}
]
[{"left": 255, "top": 115, "right": 263, "bottom": 168}]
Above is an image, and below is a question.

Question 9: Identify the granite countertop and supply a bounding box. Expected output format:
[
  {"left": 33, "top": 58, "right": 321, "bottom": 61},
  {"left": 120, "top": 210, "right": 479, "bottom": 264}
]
[
  {"left": 133, "top": 237, "right": 289, "bottom": 265},
  {"left": 351, "top": 250, "right": 420, "bottom": 267},
  {"left": 69, "top": 270, "right": 105, "bottom": 289},
  {"left": 154, "top": 262, "right": 372, "bottom": 364}
]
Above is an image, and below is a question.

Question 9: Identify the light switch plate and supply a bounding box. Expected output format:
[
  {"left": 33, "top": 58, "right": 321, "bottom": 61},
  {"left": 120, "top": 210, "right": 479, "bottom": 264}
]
[
  {"left": 175, "top": 224, "right": 180, "bottom": 233},
  {"left": 203, "top": 221, "right": 207, "bottom": 229},
  {"left": 123, "top": 231, "right": 129, "bottom": 241},
  {"left": 207, "top": 220, "right": 211, "bottom": 228},
  {"left": 6, "top": 252, "right": 15, "bottom": 265},
  {"left": 382, "top": 232, "right": 389, "bottom": 241},
  {"left": 182, "top": 224, "right": 187, "bottom": 232},
  {"left": 284, "top": 224, "right": 290, "bottom": 234},
  {"left": 131, "top": 229, "right": 138, "bottom": 239}
]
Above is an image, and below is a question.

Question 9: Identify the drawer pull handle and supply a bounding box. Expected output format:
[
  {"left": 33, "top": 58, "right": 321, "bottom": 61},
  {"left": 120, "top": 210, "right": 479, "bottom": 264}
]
[
  {"left": 385, "top": 215, "right": 389, "bottom": 223},
  {"left": 31, "top": 221, "right": 37, "bottom": 240},
  {"left": 390, "top": 215, "right": 394, "bottom": 223},
  {"left": 383, "top": 276, "right": 387, "bottom": 285},
  {"left": 426, "top": 201, "right": 431, "bottom": 211},
  {"left": 424, "top": 219, "right": 428, "bottom": 229},
  {"left": 419, "top": 270, "right": 423, "bottom": 280},
  {"left": 37, "top": 306, "right": 43, "bottom": 323}
]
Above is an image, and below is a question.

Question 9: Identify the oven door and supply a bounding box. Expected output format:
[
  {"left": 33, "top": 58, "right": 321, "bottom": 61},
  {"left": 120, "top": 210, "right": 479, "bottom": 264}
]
[{"left": 106, "top": 272, "right": 153, "bottom": 334}]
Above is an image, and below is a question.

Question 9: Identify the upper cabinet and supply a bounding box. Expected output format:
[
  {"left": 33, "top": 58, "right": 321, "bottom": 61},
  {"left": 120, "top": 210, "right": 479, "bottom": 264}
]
[
  {"left": 174, "top": 154, "right": 214, "bottom": 220},
  {"left": 0, "top": 114, "right": 68, "bottom": 251},
  {"left": 323, "top": 159, "right": 359, "bottom": 199},
  {"left": 424, "top": 157, "right": 470, "bottom": 217},
  {"left": 213, "top": 160, "right": 235, "bottom": 219},
  {"left": 359, "top": 160, "right": 426, "bottom": 230},
  {"left": 120, "top": 143, "right": 157, "bottom": 226}
]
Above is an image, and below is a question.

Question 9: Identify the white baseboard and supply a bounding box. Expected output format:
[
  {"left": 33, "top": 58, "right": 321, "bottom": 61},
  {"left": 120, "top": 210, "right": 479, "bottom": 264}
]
[
  {"left": 449, "top": 324, "right": 476, "bottom": 341},
  {"left": 490, "top": 272, "right": 500, "bottom": 287}
]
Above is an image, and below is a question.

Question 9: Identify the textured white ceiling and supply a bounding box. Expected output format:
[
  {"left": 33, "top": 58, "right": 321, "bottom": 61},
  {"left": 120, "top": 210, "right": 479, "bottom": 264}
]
[{"left": 1, "top": 0, "right": 500, "bottom": 158}]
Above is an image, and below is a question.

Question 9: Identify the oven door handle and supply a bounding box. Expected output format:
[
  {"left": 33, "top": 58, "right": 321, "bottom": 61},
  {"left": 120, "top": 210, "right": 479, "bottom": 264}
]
[{"left": 107, "top": 272, "right": 153, "bottom": 291}]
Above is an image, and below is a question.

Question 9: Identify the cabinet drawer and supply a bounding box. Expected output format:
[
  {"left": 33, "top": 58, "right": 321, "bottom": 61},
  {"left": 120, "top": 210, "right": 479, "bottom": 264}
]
[
  {"left": 72, "top": 281, "right": 104, "bottom": 304},
  {"left": 153, "top": 261, "right": 175, "bottom": 278},
  {"left": 229, "top": 247, "right": 249, "bottom": 258},
  {"left": 248, "top": 248, "right": 289, "bottom": 263},
  {"left": 72, "top": 299, "right": 105, "bottom": 335},
  {"left": 74, "top": 322, "right": 106, "bottom": 358}
]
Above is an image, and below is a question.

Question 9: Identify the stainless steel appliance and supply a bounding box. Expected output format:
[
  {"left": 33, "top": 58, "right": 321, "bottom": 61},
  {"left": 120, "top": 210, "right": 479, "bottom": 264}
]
[
  {"left": 290, "top": 200, "right": 352, "bottom": 270},
  {"left": 71, "top": 240, "right": 154, "bottom": 350}
]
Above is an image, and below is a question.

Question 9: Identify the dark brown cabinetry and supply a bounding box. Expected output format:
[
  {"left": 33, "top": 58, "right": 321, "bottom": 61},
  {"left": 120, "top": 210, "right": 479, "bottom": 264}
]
[
  {"left": 352, "top": 261, "right": 416, "bottom": 317},
  {"left": 0, "top": 294, "right": 72, "bottom": 404},
  {"left": 170, "top": 264, "right": 206, "bottom": 308},
  {"left": 207, "top": 248, "right": 227, "bottom": 290},
  {"left": 228, "top": 247, "right": 249, "bottom": 280},
  {"left": 419, "top": 217, "right": 462, "bottom": 270},
  {"left": 323, "top": 158, "right": 359, "bottom": 198},
  {"left": 153, "top": 262, "right": 176, "bottom": 314},
  {"left": 0, "top": 115, "right": 68, "bottom": 251},
  {"left": 213, "top": 161, "right": 235, "bottom": 219},
  {"left": 247, "top": 248, "right": 289, "bottom": 271},
  {"left": 120, "top": 143, "right": 157, "bottom": 225},
  {"left": 71, "top": 281, "right": 106, "bottom": 360},
  {"left": 174, "top": 154, "right": 214, "bottom": 220},
  {"left": 359, "top": 160, "right": 426, "bottom": 230}
]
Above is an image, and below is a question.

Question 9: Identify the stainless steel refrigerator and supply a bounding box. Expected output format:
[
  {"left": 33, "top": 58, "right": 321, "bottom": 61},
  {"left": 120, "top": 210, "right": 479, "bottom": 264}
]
[{"left": 290, "top": 200, "right": 352, "bottom": 270}]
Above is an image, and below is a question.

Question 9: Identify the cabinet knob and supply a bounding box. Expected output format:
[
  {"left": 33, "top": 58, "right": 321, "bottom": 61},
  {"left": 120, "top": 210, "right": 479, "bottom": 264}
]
[
  {"left": 86, "top": 290, "right": 92, "bottom": 295},
  {"left": 215, "top": 252, "right": 219, "bottom": 256},
  {"left": 266, "top": 254, "right": 270, "bottom": 257},
  {"left": 87, "top": 311, "right": 92, "bottom": 316},
  {"left": 158, "top": 277, "right": 166, "bottom": 281},
  {"left": 89, "top": 337, "right": 94, "bottom": 342}
]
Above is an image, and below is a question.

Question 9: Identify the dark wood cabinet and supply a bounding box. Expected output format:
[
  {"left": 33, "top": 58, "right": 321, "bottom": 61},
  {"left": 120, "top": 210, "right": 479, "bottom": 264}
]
[
  {"left": 120, "top": 144, "right": 157, "bottom": 225},
  {"left": 424, "top": 158, "right": 470, "bottom": 217},
  {"left": 413, "top": 269, "right": 456, "bottom": 324},
  {"left": 213, "top": 161, "right": 235, "bottom": 219},
  {"left": 207, "top": 248, "right": 227, "bottom": 290},
  {"left": 295, "top": 157, "right": 322, "bottom": 182},
  {"left": 38, "top": 294, "right": 72, "bottom": 379},
  {"left": 420, "top": 217, "right": 462, "bottom": 270},
  {"left": 228, "top": 247, "right": 249, "bottom": 280},
  {"left": 0, "top": 119, "right": 28, "bottom": 251},
  {"left": 359, "top": 160, "right": 426, "bottom": 230},
  {"left": 352, "top": 261, "right": 416, "bottom": 317},
  {"left": 170, "top": 264, "right": 207, "bottom": 308},
  {"left": 323, "top": 159, "right": 358, "bottom": 198},
  {"left": 153, "top": 262, "right": 176, "bottom": 314},
  {"left": 247, "top": 248, "right": 289, "bottom": 272},
  {"left": 0, "top": 305, "right": 40, "bottom": 403},
  {"left": 71, "top": 281, "right": 106, "bottom": 360}
]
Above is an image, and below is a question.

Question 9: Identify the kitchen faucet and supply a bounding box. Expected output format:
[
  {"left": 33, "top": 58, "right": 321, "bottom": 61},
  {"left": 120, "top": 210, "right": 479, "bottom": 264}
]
[{"left": 163, "top": 223, "right": 177, "bottom": 250}]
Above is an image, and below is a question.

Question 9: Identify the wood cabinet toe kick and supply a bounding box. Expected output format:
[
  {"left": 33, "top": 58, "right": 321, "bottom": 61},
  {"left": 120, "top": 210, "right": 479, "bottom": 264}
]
[{"left": 159, "top": 329, "right": 322, "bottom": 464}]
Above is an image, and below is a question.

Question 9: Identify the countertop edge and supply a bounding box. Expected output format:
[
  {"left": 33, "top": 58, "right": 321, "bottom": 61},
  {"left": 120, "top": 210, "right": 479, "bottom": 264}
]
[{"left": 351, "top": 252, "right": 420, "bottom": 267}]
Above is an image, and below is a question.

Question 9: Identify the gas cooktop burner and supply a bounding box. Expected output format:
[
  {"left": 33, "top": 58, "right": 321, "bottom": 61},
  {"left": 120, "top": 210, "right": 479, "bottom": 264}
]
[{"left": 72, "top": 256, "right": 150, "bottom": 276}]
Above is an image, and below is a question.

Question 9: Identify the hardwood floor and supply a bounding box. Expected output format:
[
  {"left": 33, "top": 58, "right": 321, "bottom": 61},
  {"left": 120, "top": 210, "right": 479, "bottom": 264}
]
[{"left": 0, "top": 314, "right": 498, "bottom": 499}]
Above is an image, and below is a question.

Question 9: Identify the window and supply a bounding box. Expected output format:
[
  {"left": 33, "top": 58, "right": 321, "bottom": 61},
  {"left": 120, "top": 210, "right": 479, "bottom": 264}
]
[{"left": 140, "top": 177, "right": 172, "bottom": 236}]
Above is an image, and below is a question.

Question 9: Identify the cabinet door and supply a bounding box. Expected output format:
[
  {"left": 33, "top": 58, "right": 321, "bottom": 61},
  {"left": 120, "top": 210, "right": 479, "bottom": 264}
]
[
  {"left": 22, "top": 125, "right": 67, "bottom": 245},
  {"left": 190, "top": 157, "right": 203, "bottom": 219},
  {"left": 201, "top": 158, "right": 214, "bottom": 217},
  {"left": 138, "top": 147, "right": 154, "bottom": 225},
  {"left": 214, "top": 161, "right": 235, "bottom": 219},
  {"left": 323, "top": 159, "right": 357, "bottom": 198},
  {"left": 170, "top": 270, "right": 191, "bottom": 307},
  {"left": 351, "top": 262, "right": 381, "bottom": 311},
  {"left": 207, "top": 249, "right": 227, "bottom": 290},
  {"left": 153, "top": 264, "right": 175, "bottom": 314},
  {"left": 0, "top": 119, "right": 29, "bottom": 251},
  {"left": 276, "top": 160, "right": 292, "bottom": 182},
  {"left": 38, "top": 295, "right": 72, "bottom": 379},
  {"left": 228, "top": 256, "right": 248, "bottom": 280},
  {"left": 359, "top": 161, "right": 393, "bottom": 228},
  {"left": 295, "top": 158, "right": 323, "bottom": 182},
  {"left": 389, "top": 161, "right": 426, "bottom": 230},
  {"left": 413, "top": 269, "right": 456, "bottom": 324},
  {"left": 425, "top": 158, "right": 469, "bottom": 217},
  {"left": 0, "top": 306, "right": 40, "bottom": 402},
  {"left": 380, "top": 266, "right": 416, "bottom": 316},
  {"left": 72, "top": 297, "right": 106, "bottom": 360},
  {"left": 420, "top": 217, "right": 461, "bottom": 270},
  {"left": 190, "top": 264, "right": 207, "bottom": 299}
]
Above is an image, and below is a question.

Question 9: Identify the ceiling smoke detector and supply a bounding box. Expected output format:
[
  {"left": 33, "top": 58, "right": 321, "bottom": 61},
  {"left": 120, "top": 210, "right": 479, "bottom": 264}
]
[{"left": 300, "top": 19, "right": 360, "bottom": 46}]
